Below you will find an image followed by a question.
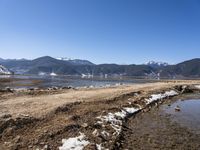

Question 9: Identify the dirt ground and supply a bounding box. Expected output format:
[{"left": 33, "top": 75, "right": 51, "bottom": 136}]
[
  {"left": 0, "top": 80, "right": 199, "bottom": 118},
  {"left": 0, "top": 80, "right": 200, "bottom": 150}
]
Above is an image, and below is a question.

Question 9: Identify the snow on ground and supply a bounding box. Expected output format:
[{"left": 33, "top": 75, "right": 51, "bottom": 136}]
[
  {"left": 124, "top": 107, "right": 140, "bottom": 114},
  {"left": 50, "top": 72, "right": 57, "bottom": 76},
  {"left": 59, "top": 133, "right": 90, "bottom": 150},
  {"left": 97, "top": 107, "right": 140, "bottom": 135},
  {"left": 195, "top": 85, "right": 200, "bottom": 89},
  {"left": 96, "top": 144, "right": 108, "bottom": 150},
  {"left": 97, "top": 90, "right": 178, "bottom": 136},
  {"left": 145, "top": 90, "right": 178, "bottom": 104},
  {"left": 0, "top": 65, "right": 12, "bottom": 75},
  {"left": 59, "top": 90, "right": 179, "bottom": 150}
]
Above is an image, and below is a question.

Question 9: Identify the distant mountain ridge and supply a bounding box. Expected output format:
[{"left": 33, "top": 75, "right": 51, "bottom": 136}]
[{"left": 0, "top": 56, "right": 200, "bottom": 78}]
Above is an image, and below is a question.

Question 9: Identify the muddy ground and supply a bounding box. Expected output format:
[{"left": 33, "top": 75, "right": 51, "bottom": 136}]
[
  {"left": 0, "top": 81, "right": 200, "bottom": 150},
  {"left": 120, "top": 96, "right": 200, "bottom": 150}
]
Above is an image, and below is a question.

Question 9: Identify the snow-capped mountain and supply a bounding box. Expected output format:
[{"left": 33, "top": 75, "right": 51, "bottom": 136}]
[
  {"left": 56, "top": 57, "right": 71, "bottom": 61},
  {"left": 0, "top": 65, "right": 13, "bottom": 75},
  {"left": 56, "top": 57, "right": 94, "bottom": 65},
  {"left": 146, "top": 61, "right": 169, "bottom": 68}
]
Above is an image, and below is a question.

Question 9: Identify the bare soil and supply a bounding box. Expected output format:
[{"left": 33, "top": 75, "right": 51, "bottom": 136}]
[{"left": 0, "top": 80, "right": 200, "bottom": 150}]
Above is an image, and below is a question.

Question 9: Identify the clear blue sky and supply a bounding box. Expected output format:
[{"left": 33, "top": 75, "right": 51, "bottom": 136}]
[{"left": 0, "top": 0, "right": 200, "bottom": 64}]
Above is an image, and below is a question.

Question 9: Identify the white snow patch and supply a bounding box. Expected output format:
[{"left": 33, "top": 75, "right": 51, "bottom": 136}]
[
  {"left": 97, "top": 106, "right": 140, "bottom": 135},
  {"left": 50, "top": 72, "right": 57, "bottom": 76},
  {"left": 146, "top": 90, "right": 178, "bottom": 104},
  {"left": 124, "top": 107, "right": 140, "bottom": 114},
  {"left": 0, "top": 65, "right": 12, "bottom": 75},
  {"left": 97, "top": 113, "right": 122, "bottom": 135},
  {"left": 195, "top": 85, "right": 200, "bottom": 89},
  {"left": 59, "top": 133, "right": 90, "bottom": 150},
  {"left": 96, "top": 144, "right": 108, "bottom": 150},
  {"left": 114, "top": 110, "right": 127, "bottom": 119}
]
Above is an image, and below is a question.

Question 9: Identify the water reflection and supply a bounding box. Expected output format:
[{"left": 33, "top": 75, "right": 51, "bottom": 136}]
[
  {"left": 162, "top": 97, "right": 200, "bottom": 134},
  {"left": 0, "top": 75, "right": 157, "bottom": 89}
]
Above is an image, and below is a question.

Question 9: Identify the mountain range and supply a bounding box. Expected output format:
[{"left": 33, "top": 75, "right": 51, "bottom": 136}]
[{"left": 0, "top": 56, "right": 200, "bottom": 78}]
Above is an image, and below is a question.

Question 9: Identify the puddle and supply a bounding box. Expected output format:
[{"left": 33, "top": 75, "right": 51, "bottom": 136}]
[{"left": 162, "top": 97, "right": 200, "bottom": 134}]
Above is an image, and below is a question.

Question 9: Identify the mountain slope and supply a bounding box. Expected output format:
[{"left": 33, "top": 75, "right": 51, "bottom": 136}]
[
  {"left": 0, "top": 65, "right": 13, "bottom": 75},
  {"left": 161, "top": 58, "right": 200, "bottom": 78}
]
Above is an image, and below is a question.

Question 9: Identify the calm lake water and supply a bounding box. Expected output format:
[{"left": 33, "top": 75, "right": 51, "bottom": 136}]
[
  {"left": 0, "top": 75, "right": 158, "bottom": 89},
  {"left": 162, "top": 95, "right": 200, "bottom": 134}
]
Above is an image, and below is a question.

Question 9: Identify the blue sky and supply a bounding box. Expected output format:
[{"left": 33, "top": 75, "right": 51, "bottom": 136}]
[{"left": 0, "top": 0, "right": 200, "bottom": 64}]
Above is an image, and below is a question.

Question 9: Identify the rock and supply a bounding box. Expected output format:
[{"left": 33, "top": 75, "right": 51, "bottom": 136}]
[
  {"left": 28, "top": 145, "right": 33, "bottom": 148},
  {"left": 174, "top": 85, "right": 193, "bottom": 93},
  {"left": 5, "top": 87, "right": 14, "bottom": 93},
  {"left": 28, "top": 88, "right": 35, "bottom": 91},
  {"left": 61, "top": 86, "right": 72, "bottom": 90},
  {"left": 175, "top": 106, "right": 181, "bottom": 112},
  {"left": 43, "top": 144, "right": 50, "bottom": 150},
  {"left": 82, "top": 123, "right": 88, "bottom": 128},
  {"left": 52, "top": 87, "right": 59, "bottom": 90}
]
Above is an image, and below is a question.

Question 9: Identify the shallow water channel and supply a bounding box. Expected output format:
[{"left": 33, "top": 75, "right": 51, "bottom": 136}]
[{"left": 121, "top": 93, "right": 200, "bottom": 150}]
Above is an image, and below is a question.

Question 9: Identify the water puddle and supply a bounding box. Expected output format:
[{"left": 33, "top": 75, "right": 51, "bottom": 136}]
[{"left": 162, "top": 96, "right": 200, "bottom": 134}]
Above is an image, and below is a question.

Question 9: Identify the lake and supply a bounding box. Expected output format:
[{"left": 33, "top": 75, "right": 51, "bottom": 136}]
[{"left": 0, "top": 75, "right": 158, "bottom": 89}]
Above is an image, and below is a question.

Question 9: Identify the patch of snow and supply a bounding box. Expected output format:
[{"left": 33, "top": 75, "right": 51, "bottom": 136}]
[
  {"left": 96, "top": 144, "right": 108, "bottom": 150},
  {"left": 146, "top": 90, "right": 178, "bottom": 104},
  {"left": 81, "top": 74, "right": 93, "bottom": 78},
  {"left": 146, "top": 61, "right": 169, "bottom": 67},
  {"left": 57, "top": 57, "right": 71, "bottom": 61},
  {"left": 97, "top": 113, "right": 122, "bottom": 125},
  {"left": 38, "top": 72, "right": 46, "bottom": 76},
  {"left": 114, "top": 110, "right": 127, "bottom": 119},
  {"left": 128, "top": 102, "right": 132, "bottom": 105},
  {"left": 97, "top": 113, "right": 122, "bottom": 135},
  {"left": 124, "top": 107, "right": 140, "bottom": 114},
  {"left": 59, "top": 133, "right": 90, "bottom": 150},
  {"left": 97, "top": 107, "right": 140, "bottom": 135},
  {"left": 50, "top": 72, "right": 57, "bottom": 76},
  {"left": 195, "top": 85, "right": 200, "bottom": 89},
  {"left": 0, "top": 65, "right": 12, "bottom": 75}
]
